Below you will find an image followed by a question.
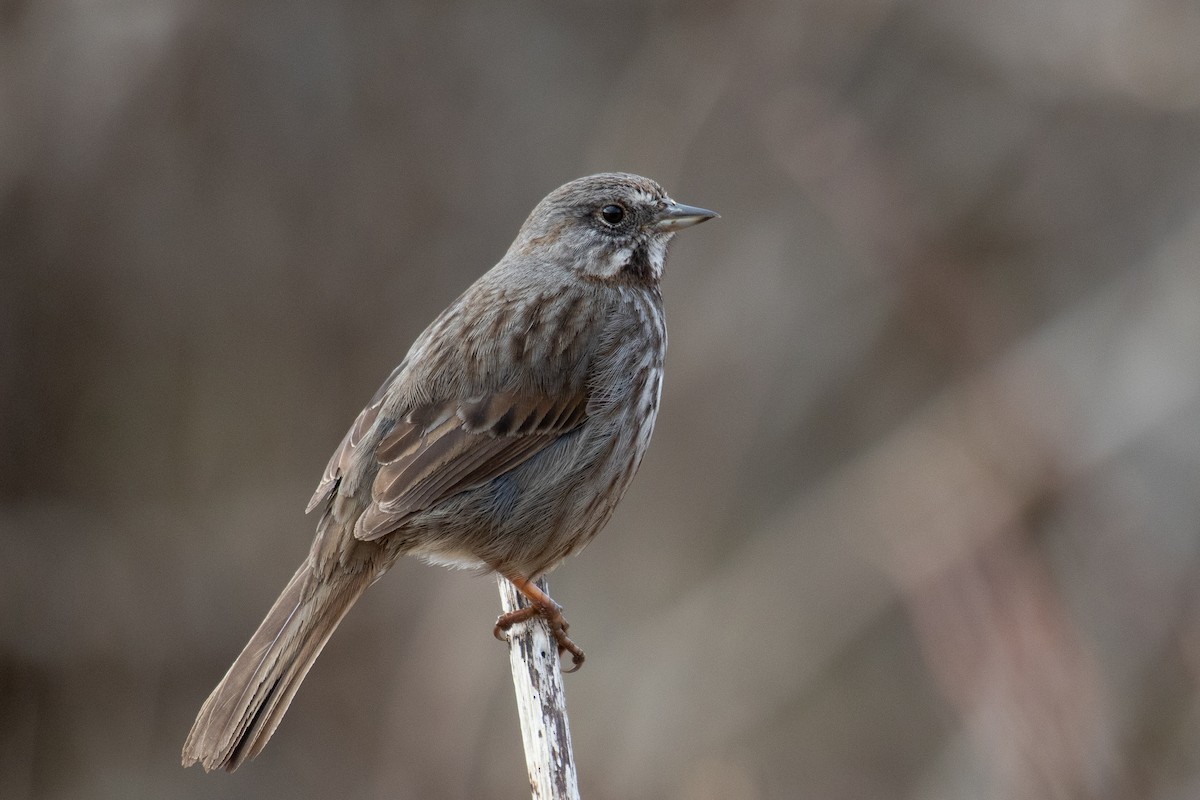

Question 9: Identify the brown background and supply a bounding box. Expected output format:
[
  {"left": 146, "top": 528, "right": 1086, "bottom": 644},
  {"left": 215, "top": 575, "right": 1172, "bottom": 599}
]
[{"left": 3, "top": 1, "right": 1200, "bottom": 798}]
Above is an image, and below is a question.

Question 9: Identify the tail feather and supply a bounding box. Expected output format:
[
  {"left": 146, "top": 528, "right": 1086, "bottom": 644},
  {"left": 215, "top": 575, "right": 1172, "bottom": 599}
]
[{"left": 181, "top": 561, "right": 371, "bottom": 772}]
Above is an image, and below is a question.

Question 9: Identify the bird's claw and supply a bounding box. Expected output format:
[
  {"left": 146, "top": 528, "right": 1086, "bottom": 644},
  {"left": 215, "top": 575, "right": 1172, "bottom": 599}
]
[{"left": 494, "top": 602, "right": 585, "bottom": 671}]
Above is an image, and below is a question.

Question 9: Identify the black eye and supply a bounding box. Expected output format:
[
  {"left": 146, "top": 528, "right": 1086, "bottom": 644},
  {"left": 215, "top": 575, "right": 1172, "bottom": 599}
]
[{"left": 600, "top": 204, "right": 625, "bottom": 225}]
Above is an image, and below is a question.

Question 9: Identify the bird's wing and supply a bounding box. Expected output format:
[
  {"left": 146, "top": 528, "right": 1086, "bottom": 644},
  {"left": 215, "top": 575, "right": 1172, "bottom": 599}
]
[
  {"left": 306, "top": 278, "right": 596, "bottom": 538},
  {"left": 353, "top": 388, "right": 589, "bottom": 540},
  {"left": 306, "top": 361, "right": 407, "bottom": 514}
]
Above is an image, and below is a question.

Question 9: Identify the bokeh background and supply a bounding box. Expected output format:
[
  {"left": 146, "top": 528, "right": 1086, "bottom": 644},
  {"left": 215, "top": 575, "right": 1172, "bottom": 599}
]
[{"left": 4, "top": 1, "right": 1200, "bottom": 798}]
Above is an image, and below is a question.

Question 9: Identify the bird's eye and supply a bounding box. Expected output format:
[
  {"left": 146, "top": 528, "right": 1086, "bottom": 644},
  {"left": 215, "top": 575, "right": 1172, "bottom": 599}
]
[{"left": 600, "top": 204, "right": 625, "bottom": 225}]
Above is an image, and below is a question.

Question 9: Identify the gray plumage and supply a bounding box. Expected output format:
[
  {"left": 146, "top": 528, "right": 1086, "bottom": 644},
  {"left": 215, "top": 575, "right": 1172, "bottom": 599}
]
[{"left": 182, "top": 173, "right": 716, "bottom": 772}]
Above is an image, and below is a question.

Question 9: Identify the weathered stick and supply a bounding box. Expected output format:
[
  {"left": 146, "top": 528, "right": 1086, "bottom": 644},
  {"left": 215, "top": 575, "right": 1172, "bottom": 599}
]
[{"left": 497, "top": 576, "right": 581, "bottom": 800}]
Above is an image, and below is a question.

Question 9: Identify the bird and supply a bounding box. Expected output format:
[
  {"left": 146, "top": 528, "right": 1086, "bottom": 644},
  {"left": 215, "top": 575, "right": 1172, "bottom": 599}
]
[{"left": 181, "top": 172, "right": 717, "bottom": 772}]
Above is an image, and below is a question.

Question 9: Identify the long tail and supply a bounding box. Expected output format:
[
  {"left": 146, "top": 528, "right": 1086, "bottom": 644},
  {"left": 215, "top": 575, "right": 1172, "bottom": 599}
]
[{"left": 181, "top": 560, "right": 372, "bottom": 772}]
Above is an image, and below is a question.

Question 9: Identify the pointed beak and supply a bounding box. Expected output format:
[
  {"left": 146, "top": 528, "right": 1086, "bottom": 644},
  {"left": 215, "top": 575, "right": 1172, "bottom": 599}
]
[{"left": 654, "top": 201, "right": 719, "bottom": 231}]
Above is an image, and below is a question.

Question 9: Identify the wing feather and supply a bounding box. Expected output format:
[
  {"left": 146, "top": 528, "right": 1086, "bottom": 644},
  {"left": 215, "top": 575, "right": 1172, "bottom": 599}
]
[
  {"left": 305, "top": 361, "right": 406, "bottom": 514},
  {"left": 354, "top": 388, "right": 589, "bottom": 541}
]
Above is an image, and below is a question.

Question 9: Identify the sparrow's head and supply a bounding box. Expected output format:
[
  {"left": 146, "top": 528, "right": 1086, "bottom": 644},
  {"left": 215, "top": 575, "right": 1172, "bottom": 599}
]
[{"left": 511, "top": 173, "right": 717, "bottom": 284}]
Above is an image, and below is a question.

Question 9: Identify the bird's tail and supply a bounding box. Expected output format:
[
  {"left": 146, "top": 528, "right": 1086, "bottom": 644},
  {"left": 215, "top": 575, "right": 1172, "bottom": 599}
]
[{"left": 181, "top": 560, "right": 371, "bottom": 772}]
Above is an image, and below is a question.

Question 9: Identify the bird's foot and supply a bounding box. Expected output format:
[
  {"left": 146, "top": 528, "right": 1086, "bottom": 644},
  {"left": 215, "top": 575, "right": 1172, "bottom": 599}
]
[{"left": 495, "top": 577, "right": 586, "bottom": 672}]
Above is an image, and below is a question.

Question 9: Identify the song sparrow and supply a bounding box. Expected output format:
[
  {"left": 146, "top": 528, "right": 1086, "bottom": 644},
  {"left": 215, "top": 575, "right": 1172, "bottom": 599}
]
[{"left": 181, "top": 173, "right": 717, "bottom": 772}]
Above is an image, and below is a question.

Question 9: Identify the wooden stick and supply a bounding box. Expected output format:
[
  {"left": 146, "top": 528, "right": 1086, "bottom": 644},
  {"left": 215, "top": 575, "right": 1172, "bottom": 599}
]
[{"left": 497, "top": 576, "right": 581, "bottom": 800}]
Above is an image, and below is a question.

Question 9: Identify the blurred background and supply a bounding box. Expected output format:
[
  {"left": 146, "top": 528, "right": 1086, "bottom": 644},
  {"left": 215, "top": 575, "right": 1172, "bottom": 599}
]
[{"left": 3, "top": 1, "right": 1200, "bottom": 798}]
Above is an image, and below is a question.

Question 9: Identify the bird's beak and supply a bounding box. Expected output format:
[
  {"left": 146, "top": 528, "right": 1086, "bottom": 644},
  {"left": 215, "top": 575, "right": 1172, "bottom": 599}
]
[{"left": 654, "top": 201, "right": 719, "bottom": 231}]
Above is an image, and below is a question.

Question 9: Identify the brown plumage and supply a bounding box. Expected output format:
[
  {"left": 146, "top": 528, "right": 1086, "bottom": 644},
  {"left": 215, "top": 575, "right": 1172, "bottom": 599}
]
[{"left": 181, "top": 173, "right": 717, "bottom": 772}]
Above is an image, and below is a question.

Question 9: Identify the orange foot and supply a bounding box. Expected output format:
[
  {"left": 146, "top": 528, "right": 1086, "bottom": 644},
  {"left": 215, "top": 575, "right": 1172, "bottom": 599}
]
[{"left": 494, "top": 575, "right": 585, "bottom": 672}]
